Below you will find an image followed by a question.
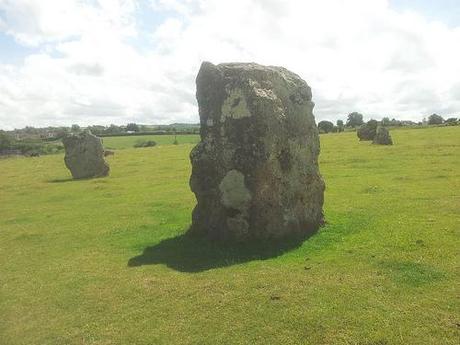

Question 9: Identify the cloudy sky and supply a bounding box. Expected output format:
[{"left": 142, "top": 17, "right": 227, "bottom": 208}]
[{"left": 0, "top": 0, "right": 459, "bottom": 129}]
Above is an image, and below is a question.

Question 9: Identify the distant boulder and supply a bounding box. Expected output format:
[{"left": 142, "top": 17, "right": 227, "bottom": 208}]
[
  {"left": 134, "top": 140, "right": 157, "bottom": 148},
  {"left": 373, "top": 126, "right": 393, "bottom": 145},
  {"left": 63, "top": 131, "right": 110, "bottom": 179},
  {"left": 357, "top": 120, "right": 378, "bottom": 141},
  {"left": 104, "top": 150, "right": 115, "bottom": 157}
]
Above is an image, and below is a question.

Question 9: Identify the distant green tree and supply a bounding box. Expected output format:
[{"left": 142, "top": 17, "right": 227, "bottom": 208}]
[
  {"left": 390, "top": 118, "right": 402, "bottom": 126},
  {"left": 126, "top": 123, "right": 140, "bottom": 132},
  {"left": 336, "top": 119, "right": 344, "bottom": 132},
  {"left": 138, "top": 125, "right": 150, "bottom": 132},
  {"left": 346, "top": 112, "right": 364, "bottom": 128},
  {"left": 24, "top": 126, "right": 37, "bottom": 134},
  {"left": 71, "top": 124, "right": 81, "bottom": 133},
  {"left": 0, "top": 131, "right": 14, "bottom": 149},
  {"left": 54, "top": 128, "right": 69, "bottom": 139},
  {"left": 445, "top": 117, "right": 458, "bottom": 125},
  {"left": 318, "top": 120, "right": 334, "bottom": 133},
  {"left": 87, "top": 125, "right": 106, "bottom": 135},
  {"left": 428, "top": 114, "right": 444, "bottom": 125},
  {"left": 106, "top": 124, "right": 122, "bottom": 134},
  {"left": 381, "top": 117, "right": 390, "bottom": 126}
]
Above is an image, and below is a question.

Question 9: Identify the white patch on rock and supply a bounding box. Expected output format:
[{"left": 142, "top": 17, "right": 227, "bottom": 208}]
[
  {"left": 219, "top": 170, "right": 251, "bottom": 210},
  {"left": 253, "top": 87, "right": 277, "bottom": 100}
]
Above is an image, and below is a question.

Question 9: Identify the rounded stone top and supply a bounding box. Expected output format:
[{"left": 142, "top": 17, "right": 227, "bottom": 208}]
[{"left": 198, "top": 61, "right": 312, "bottom": 102}]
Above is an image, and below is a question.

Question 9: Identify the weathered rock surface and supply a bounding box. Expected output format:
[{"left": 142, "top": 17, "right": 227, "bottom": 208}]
[
  {"left": 189, "top": 62, "right": 325, "bottom": 241},
  {"left": 373, "top": 126, "right": 393, "bottom": 145},
  {"left": 357, "top": 120, "right": 378, "bottom": 141},
  {"left": 63, "top": 131, "right": 110, "bottom": 179}
]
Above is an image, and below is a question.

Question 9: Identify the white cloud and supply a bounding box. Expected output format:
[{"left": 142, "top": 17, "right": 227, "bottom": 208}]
[
  {"left": 0, "top": 0, "right": 138, "bottom": 46},
  {"left": 0, "top": 0, "right": 459, "bottom": 129}
]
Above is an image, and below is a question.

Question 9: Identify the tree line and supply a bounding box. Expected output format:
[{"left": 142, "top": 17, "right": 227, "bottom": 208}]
[
  {"left": 317, "top": 112, "right": 459, "bottom": 133},
  {"left": 4, "top": 123, "right": 200, "bottom": 140}
]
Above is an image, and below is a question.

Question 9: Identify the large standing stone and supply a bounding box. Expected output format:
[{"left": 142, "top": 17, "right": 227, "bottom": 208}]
[
  {"left": 372, "top": 126, "right": 393, "bottom": 145},
  {"left": 63, "top": 131, "right": 110, "bottom": 179},
  {"left": 189, "top": 62, "right": 325, "bottom": 241}
]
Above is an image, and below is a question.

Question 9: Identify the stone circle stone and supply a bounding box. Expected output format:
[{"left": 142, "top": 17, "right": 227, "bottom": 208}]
[
  {"left": 62, "top": 131, "right": 110, "bottom": 179},
  {"left": 373, "top": 126, "right": 393, "bottom": 145},
  {"left": 357, "top": 120, "right": 378, "bottom": 141},
  {"left": 189, "top": 62, "right": 325, "bottom": 241}
]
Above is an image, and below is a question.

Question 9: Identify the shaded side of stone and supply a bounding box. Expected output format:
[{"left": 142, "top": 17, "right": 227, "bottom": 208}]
[
  {"left": 189, "top": 62, "right": 325, "bottom": 242},
  {"left": 373, "top": 126, "right": 393, "bottom": 145},
  {"left": 63, "top": 131, "right": 110, "bottom": 179}
]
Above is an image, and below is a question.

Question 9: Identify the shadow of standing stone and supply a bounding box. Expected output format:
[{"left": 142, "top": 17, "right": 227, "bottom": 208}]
[{"left": 128, "top": 232, "right": 310, "bottom": 272}]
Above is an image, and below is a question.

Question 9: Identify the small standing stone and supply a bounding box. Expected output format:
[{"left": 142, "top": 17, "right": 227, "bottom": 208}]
[
  {"left": 357, "top": 120, "right": 378, "bottom": 141},
  {"left": 189, "top": 62, "right": 325, "bottom": 241},
  {"left": 373, "top": 126, "right": 393, "bottom": 145},
  {"left": 62, "top": 131, "right": 110, "bottom": 179}
]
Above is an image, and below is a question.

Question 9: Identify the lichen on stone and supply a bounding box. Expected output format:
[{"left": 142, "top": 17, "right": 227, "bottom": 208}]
[
  {"left": 221, "top": 88, "right": 251, "bottom": 120},
  {"left": 219, "top": 169, "right": 252, "bottom": 211}
]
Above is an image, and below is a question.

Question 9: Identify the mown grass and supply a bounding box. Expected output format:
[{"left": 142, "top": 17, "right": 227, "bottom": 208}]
[
  {"left": 102, "top": 134, "right": 199, "bottom": 150},
  {"left": 0, "top": 126, "right": 459, "bottom": 345}
]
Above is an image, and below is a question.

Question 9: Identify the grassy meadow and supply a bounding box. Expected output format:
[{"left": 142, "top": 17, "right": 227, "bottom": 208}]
[
  {"left": 102, "top": 134, "right": 199, "bottom": 150},
  {"left": 0, "top": 126, "right": 459, "bottom": 345}
]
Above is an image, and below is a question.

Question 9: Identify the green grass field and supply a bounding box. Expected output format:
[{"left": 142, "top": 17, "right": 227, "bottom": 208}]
[
  {"left": 102, "top": 134, "right": 199, "bottom": 150},
  {"left": 0, "top": 126, "right": 459, "bottom": 345}
]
